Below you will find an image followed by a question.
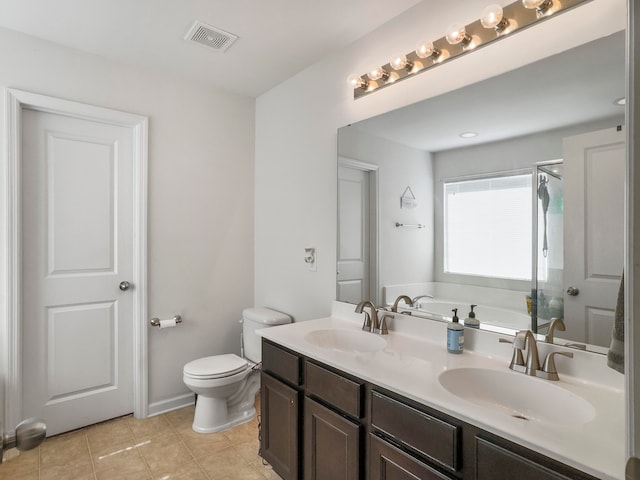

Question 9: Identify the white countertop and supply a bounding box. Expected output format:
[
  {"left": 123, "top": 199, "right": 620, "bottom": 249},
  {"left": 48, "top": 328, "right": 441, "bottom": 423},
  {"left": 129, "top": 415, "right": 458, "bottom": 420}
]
[{"left": 258, "top": 301, "right": 626, "bottom": 480}]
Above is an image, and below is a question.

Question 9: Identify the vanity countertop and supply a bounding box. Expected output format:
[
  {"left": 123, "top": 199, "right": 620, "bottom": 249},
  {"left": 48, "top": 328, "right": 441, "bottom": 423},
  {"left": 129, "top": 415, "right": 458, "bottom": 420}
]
[{"left": 258, "top": 301, "right": 626, "bottom": 480}]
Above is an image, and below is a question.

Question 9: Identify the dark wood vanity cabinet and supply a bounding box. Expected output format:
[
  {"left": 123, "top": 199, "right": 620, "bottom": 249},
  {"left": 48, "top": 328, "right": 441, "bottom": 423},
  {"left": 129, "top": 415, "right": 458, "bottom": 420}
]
[
  {"left": 260, "top": 339, "right": 600, "bottom": 480},
  {"left": 260, "top": 341, "right": 303, "bottom": 480}
]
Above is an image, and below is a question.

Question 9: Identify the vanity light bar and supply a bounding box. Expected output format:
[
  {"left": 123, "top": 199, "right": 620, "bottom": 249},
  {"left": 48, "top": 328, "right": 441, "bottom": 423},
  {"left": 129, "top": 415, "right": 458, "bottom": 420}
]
[{"left": 350, "top": 0, "right": 591, "bottom": 99}]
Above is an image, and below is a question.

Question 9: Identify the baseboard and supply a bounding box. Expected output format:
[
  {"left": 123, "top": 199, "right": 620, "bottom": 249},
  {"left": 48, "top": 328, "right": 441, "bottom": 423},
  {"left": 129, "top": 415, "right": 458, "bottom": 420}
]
[{"left": 147, "top": 392, "right": 195, "bottom": 417}]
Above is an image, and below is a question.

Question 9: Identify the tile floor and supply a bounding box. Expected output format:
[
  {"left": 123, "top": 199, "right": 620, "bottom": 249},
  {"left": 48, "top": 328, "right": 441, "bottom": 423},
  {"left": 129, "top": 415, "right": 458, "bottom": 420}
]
[{"left": 0, "top": 397, "right": 281, "bottom": 480}]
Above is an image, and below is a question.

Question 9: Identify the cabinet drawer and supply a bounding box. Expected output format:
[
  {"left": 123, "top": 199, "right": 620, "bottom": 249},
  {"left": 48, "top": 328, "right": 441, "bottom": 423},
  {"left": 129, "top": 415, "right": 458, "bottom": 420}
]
[
  {"left": 476, "top": 436, "right": 598, "bottom": 480},
  {"left": 369, "top": 434, "right": 454, "bottom": 480},
  {"left": 306, "top": 361, "right": 363, "bottom": 418},
  {"left": 371, "top": 391, "right": 461, "bottom": 472},
  {"left": 261, "top": 340, "right": 302, "bottom": 386}
]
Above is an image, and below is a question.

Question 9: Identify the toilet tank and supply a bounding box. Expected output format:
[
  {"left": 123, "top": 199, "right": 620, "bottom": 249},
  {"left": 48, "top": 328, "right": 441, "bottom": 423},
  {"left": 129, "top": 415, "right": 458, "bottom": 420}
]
[{"left": 242, "top": 307, "right": 291, "bottom": 363}]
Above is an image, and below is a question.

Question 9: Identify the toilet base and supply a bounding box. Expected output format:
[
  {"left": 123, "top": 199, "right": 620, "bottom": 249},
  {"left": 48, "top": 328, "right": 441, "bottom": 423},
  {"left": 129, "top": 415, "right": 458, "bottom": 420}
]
[{"left": 192, "top": 394, "right": 256, "bottom": 433}]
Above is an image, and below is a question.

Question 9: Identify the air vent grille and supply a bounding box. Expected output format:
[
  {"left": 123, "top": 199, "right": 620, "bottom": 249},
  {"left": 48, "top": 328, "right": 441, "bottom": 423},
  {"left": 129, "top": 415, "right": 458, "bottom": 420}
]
[{"left": 185, "top": 21, "right": 238, "bottom": 52}]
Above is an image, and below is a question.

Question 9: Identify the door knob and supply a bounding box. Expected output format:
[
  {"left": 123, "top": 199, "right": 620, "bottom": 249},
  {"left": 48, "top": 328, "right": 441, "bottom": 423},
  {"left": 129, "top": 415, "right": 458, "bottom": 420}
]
[
  {"left": 0, "top": 418, "right": 46, "bottom": 462},
  {"left": 566, "top": 286, "right": 580, "bottom": 296},
  {"left": 119, "top": 281, "right": 131, "bottom": 291}
]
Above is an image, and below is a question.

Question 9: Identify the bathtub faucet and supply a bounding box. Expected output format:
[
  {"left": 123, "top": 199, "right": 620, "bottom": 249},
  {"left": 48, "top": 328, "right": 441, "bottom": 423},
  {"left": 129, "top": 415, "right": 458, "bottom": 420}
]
[{"left": 411, "top": 294, "right": 434, "bottom": 307}]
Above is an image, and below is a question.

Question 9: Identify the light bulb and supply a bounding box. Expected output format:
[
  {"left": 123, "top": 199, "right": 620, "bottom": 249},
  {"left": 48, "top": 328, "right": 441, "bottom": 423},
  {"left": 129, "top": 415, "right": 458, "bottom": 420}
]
[
  {"left": 390, "top": 54, "right": 410, "bottom": 71},
  {"left": 367, "top": 66, "right": 389, "bottom": 82},
  {"left": 347, "top": 74, "right": 367, "bottom": 89},
  {"left": 481, "top": 4, "right": 509, "bottom": 32},
  {"left": 415, "top": 42, "right": 441, "bottom": 61},
  {"left": 522, "top": 0, "right": 553, "bottom": 15},
  {"left": 446, "top": 23, "right": 471, "bottom": 46}
]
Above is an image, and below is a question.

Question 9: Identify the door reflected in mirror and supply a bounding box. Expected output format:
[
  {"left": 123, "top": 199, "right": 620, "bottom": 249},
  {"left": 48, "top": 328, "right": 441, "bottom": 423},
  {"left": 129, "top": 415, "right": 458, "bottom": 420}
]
[{"left": 337, "top": 31, "right": 625, "bottom": 352}]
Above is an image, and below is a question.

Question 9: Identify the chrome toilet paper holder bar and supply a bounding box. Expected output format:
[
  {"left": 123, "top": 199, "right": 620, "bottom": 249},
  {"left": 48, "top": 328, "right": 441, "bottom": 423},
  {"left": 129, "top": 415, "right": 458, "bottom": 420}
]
[{"left": 150, "top": 315, "right": 182, "bottom": 327}]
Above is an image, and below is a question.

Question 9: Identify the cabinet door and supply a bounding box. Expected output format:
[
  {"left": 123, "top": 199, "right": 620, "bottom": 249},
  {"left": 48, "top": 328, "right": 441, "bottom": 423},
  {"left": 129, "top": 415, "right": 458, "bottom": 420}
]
[
  {"left": 369, "top": 435, "right": 453, "bottom": 480},
  {"left": 261, "top": 372, "right": 300, "bottom": 480},
  {"left": 304, "top": 397, "right": 361, "bottom": 480}
]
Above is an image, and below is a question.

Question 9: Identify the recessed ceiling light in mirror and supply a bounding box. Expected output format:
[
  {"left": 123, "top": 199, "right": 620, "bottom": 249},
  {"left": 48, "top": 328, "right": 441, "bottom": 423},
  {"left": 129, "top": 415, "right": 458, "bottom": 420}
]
[
  {"left": 460, "top": 132, "right": 479, "bottom": 138},
  {"left": 614, "top": 97, "right": 626, "bottom": 106}
]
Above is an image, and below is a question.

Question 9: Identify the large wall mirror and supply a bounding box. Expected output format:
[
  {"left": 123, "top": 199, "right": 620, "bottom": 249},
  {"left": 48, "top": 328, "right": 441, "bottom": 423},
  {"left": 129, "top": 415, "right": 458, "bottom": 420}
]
[{"left": 337, "top": 28, "right": 625, "bottom": 353}]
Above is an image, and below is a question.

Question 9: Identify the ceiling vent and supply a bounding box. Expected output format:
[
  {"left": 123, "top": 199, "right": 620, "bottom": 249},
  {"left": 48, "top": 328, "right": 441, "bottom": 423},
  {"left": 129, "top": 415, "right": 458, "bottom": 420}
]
[{"left": 184, "top": 21, "right": 238, "bottom": 52}]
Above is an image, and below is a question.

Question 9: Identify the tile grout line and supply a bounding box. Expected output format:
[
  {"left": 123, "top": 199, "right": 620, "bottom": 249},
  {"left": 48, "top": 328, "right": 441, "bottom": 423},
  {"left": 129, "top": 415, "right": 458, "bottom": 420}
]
[
  {"left": 165, "top": 412, "right": 214, "bottom": 480},
  {"left": 84, "top": 426, "right": 100, "bottom": 480},
  {"left": 86, "top": 430, "right": 99, "bottom": 480},
  {"left": 125, "top": 415, "right": 154, "bottom": 479}
]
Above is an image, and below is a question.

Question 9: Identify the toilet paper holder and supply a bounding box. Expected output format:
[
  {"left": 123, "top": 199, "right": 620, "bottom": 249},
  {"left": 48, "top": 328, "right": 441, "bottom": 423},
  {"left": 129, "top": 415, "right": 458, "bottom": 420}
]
[{"left": 150, "top": 315, "right": 183, "bottom": 327}]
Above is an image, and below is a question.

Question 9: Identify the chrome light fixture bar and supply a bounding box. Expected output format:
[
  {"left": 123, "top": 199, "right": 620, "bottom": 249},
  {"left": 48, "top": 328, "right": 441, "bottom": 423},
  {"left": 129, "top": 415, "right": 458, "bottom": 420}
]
[{"left": 350, "top": 0, "right": 590, "bottom": 99}]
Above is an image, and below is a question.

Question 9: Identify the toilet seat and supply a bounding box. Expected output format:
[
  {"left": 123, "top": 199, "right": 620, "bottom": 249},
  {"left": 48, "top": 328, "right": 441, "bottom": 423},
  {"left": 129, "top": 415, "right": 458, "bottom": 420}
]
[{"left": 184, "top": 354, "right": 248, "bottom": 379}]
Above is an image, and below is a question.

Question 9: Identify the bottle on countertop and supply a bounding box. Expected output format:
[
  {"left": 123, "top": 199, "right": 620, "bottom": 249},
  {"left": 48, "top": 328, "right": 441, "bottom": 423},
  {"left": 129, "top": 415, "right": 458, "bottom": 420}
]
[
  {"left": 464, "top": 304, "right": 480, "bottom": 329},
  {"left": 447, "top": 308, "right": 464, "bottom": 354}
]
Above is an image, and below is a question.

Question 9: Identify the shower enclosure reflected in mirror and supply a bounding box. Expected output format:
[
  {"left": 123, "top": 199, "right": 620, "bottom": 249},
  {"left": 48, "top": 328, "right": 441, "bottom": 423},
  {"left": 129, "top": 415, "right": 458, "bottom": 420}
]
[
  {"left": 337, "top": 31, "right": 625, "bottom": 351},
  {"left": 533, "top": 161, "right": 564, "bottom": 336}
]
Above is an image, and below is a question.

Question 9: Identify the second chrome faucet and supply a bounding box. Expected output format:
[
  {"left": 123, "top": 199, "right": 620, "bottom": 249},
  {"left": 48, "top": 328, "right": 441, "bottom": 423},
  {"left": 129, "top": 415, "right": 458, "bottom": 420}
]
[
  {"left": 355, "top": 301, "right": 392, "bottom": 335},
  {"left": 501, "top": 329, "right": 573, "bottom": 381}
]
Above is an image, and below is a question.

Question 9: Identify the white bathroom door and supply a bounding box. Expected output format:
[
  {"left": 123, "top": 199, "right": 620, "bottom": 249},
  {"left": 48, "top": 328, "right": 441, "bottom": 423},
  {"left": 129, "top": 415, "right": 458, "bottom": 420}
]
[
  {"left": 563, "top": 126, "right": 625, "bottom": 346},
  {"left": 337, "top": 165, "right": 371, "bottom": 304},
  {"left": 21, "top": 107, "right": 135, "bottom": 436}
]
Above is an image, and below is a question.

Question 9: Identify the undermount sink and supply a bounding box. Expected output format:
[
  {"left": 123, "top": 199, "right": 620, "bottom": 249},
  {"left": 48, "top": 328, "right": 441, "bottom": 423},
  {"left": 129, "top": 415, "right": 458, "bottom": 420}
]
[
  {"left": 438, "top": 368, "right": 595, "bottom": 425},
  {"left": 304, "top": 329, "right": 386, "bottom": 353}
]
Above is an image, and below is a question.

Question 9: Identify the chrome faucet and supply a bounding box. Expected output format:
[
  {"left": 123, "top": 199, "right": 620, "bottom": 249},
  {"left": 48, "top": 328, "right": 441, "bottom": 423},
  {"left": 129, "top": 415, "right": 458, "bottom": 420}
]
[
  {"left": 545, "top": 317, "right": 566, "bottom": 344},
  {"left": 391, "top": 295, "right": 412, "bottom": 312},
  {"left": 355, "top": 301, "right": 379, "bottom": 332},
  {"left": 513, "top": 330, "right": 541, "bottom": 376},
  {"left": 501, "top": 329, "right": 573, "bottom": 380}
]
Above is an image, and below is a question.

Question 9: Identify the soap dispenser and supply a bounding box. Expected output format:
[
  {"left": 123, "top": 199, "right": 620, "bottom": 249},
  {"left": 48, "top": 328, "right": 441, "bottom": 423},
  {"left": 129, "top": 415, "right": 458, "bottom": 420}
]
[
  {"left": 447, "top": 308, "right": 464, "bottom": 354},
  {"left": 464, "top": 305, "right": 480, "bottom": 329}
]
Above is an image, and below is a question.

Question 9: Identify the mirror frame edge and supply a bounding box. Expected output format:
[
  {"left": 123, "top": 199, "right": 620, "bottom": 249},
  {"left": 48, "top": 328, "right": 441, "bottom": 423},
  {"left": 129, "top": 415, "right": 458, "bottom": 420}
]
[{"left": 627, "top": 0, "right": 640, "bottom": 462}]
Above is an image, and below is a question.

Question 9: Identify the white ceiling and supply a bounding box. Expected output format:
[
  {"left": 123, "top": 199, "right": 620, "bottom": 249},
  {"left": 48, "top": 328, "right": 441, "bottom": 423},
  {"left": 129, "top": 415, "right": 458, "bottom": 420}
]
[{"left": 0, "top": 0, "right": 421, "bottom": 97}]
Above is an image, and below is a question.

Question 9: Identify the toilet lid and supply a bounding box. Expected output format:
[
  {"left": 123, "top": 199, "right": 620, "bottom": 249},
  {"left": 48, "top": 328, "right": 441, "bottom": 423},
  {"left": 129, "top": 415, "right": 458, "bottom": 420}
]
[{"left": 184, "top": 354, "right": 248, "bottom": 378}]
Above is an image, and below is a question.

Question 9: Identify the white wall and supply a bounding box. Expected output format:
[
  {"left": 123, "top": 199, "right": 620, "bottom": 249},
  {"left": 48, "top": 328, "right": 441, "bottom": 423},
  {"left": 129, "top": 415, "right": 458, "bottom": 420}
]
[
  {"left": 254, "top": 0, "right": 626, "bottom": 321},
  {"left": 0, "top": 27, "right": 255, "bottom": 413},
  {"left": 339, "top": 127, "right": 434, "bottom": 303}
]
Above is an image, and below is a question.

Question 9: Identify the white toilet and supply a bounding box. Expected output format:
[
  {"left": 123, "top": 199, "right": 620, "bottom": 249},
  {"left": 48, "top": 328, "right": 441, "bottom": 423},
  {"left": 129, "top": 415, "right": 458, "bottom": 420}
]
[{"left": 183, "top": 307, "right": 291, "bottom": 433}]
